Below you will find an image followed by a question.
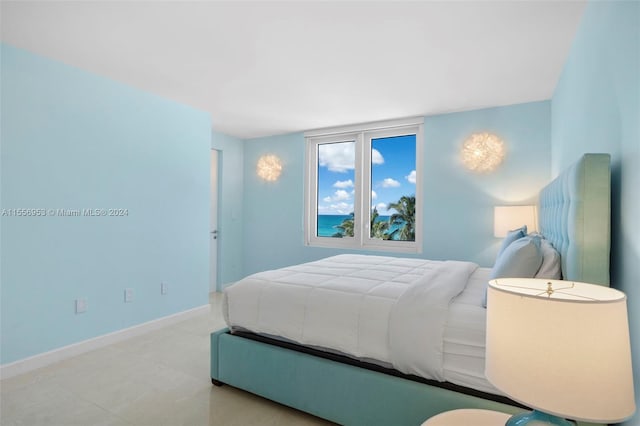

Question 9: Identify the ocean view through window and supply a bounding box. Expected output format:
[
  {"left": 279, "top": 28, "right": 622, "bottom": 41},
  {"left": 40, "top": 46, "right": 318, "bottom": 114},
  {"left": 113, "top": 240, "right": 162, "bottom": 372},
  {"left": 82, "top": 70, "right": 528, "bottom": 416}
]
[
  {"left": 316, "top": 213, "right": 409, "bottom": 239},
  {"left": 305, "top": 118, "right": 423, "bottom": 253}
]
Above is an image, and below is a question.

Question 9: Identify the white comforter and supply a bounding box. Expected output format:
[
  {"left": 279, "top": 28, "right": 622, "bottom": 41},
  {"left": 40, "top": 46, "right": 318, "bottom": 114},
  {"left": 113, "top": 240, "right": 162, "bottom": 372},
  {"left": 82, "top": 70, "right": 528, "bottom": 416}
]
[{"left": 223, "top": 254, "right": 479, "bottom": 382}]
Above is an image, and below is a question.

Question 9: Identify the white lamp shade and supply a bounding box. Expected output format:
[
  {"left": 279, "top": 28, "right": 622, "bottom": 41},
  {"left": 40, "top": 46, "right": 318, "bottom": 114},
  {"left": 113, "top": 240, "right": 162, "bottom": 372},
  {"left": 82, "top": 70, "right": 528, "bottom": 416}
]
[
  {"left": 485, "top": 278, "right": 636, "bottom": 423},
  {"left": 494, "top": 205, "right": 537, "bottom": 237}
]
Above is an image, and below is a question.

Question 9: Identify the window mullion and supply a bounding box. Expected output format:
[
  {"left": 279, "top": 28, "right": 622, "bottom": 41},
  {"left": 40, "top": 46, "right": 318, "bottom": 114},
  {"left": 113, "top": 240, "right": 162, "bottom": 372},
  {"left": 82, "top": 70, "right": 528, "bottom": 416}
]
[
  {"left": 304, "top": 138, "right": 318, "bottom": 245},
  {"left": 361, "top": 132, "right": 374, "bottom": 245},
  {"left": 353, "top": 133, "right": 364, "bottom": 246}
]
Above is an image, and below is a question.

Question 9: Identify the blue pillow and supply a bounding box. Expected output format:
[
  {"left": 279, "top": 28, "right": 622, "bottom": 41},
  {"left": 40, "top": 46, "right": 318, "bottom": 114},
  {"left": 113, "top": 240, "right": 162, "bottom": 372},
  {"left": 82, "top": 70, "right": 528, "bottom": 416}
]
[
  {"left": 496, "top": 225, "right": 527, "bottom": 260},
  {"left": 483, "top": 235, "right": 543, "bottom": 307},
  {"left": 492, "top": 235, "right": 543, "bottom": 279}
]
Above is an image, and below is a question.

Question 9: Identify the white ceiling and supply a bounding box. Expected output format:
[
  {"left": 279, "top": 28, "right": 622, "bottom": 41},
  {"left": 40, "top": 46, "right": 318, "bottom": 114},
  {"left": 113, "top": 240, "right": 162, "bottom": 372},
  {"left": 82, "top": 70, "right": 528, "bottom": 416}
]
[{"left": 1, "top": 1, "right": 586, "bottom": 139}]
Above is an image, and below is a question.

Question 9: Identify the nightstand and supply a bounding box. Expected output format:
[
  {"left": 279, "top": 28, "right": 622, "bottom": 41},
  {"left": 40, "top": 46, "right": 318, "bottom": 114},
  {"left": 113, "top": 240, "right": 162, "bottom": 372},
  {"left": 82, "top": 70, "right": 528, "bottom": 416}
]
[{"left": 422, "top": 409, "right": 512, "bottom": 425}]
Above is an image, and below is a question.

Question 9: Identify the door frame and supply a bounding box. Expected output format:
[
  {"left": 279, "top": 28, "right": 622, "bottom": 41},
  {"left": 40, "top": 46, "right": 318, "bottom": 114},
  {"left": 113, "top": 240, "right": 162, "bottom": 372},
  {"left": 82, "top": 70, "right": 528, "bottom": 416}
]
[{"left": 210, "top": 149, "right": 220, "bottom": 293}]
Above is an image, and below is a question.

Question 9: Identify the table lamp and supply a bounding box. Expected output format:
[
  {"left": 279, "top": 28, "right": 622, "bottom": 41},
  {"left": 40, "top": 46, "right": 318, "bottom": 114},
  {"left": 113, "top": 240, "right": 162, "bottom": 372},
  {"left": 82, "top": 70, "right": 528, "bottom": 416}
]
[
  {"left": 485, "top": 278, "right": 636, "bottom": 425},
  {"left": 493, "top": 205, "right": 537, "bottom": 238}
]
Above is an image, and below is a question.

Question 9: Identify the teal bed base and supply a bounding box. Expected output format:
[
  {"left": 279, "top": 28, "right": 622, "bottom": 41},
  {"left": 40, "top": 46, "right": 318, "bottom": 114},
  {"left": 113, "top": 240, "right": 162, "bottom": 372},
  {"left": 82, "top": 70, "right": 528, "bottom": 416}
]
[
  {"left": 210, "top": 153, "right": 611, "bottom": 426},
  {"left": 210, "top": 328, "right": 522, "bottom": 425}
]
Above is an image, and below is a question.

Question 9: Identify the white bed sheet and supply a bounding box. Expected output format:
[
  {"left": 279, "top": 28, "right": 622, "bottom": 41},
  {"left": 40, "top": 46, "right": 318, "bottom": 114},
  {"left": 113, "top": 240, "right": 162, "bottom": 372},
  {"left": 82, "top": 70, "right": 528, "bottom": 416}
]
[{"left": 444, "top": 266, "right": 501, "bottom": 395}]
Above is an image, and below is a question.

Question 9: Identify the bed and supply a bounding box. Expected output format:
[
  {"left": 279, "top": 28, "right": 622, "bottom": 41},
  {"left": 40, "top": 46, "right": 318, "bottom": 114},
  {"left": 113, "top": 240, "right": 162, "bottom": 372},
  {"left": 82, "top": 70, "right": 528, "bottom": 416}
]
[{"left": 210, "top": 153, "right": 611, "bottom": 426}]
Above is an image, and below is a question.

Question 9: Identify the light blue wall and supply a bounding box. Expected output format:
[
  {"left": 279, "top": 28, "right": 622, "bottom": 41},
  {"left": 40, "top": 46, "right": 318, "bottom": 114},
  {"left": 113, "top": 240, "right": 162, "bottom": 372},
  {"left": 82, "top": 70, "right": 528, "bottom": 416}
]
[
  {"left": 0, "top": 44, "right": 211, "bottom": 364},
  {"left": 424, "top": 102, "right": 551, "bottom": 266},
  {"left": 243, "top": 132, "right": 325, "bottom": 275},
  {"left": 550, "top": 2, "right": 639, "bottom": 424},
  {"left": 240, "top": 101, "right": 551, "bottom": 275},
  {"left": 211, "top": 130, "right": 244, "bottom": 287}
]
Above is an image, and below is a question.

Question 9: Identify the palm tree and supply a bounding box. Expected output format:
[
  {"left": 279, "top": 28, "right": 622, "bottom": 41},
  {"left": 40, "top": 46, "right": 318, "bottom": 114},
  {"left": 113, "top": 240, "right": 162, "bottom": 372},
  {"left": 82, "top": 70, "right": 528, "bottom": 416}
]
[
  {"left": 387, "top": 195, "right": 415, "bottom": 241},
  {"left": 370, "top": 207, "right": 390, "bottom": 239},
  {"left": 335, "top": 212, "right": 355, "bottom": 237}
]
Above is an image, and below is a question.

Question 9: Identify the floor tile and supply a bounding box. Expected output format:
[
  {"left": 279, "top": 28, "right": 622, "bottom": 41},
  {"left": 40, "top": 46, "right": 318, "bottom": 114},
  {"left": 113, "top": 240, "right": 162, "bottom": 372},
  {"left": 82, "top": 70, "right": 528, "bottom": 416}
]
[{"left": 0, "top": 293, "right": 334, "bottom": 426}]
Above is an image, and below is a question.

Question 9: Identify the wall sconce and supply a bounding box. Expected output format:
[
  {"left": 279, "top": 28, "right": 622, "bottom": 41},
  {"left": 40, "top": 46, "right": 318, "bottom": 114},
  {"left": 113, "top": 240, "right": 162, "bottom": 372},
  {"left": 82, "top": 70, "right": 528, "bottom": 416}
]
[
  {"left": 256, "top": 154, "right": 282, "bottom": 181},
  {"left": 461, "top": 132, "right": 505, "bottom": 173},
  {"left": 494, "top": 205, "right": 537, "bottom": 237}
]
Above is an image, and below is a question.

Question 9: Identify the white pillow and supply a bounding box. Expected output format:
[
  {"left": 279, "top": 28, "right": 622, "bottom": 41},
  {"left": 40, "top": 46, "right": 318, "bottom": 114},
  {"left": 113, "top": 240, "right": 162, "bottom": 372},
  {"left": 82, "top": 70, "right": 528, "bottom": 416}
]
[{"left": 535, "top": 238, "right": 562, "bottom": 279}]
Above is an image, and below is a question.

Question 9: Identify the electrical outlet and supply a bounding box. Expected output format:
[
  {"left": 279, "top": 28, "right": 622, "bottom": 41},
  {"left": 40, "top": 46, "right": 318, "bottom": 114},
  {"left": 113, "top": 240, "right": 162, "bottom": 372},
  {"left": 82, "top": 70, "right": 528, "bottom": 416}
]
[
  {"left": 75, "top": 298, "right": 87, "bottom": 314},
  {"left": 161, "top": 282, "right": 168, "bottom": 295},
  {"left": 124, "top": 288, "right": 134, "bottom": 303}
]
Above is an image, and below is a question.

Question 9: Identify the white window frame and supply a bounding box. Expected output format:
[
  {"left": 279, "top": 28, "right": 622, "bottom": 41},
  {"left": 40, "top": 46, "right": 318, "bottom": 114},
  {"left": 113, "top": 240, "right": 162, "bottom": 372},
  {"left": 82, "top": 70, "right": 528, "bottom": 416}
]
[{"left": 304, "top": 117, "right": 423, "bottom": 254}]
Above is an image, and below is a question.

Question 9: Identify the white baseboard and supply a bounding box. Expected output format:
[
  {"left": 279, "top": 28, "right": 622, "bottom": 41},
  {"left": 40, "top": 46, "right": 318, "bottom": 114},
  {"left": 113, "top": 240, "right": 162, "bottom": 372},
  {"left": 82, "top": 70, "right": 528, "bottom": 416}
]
[{"left": 0, "top": 304, "right": 210, "bottom": 380}]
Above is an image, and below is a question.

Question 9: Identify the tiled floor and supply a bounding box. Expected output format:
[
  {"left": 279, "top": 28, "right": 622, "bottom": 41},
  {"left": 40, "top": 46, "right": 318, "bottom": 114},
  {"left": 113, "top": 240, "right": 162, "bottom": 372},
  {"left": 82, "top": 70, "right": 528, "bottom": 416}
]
[{"left": 0, "top": 293, "right": 333, "bottom": 426}]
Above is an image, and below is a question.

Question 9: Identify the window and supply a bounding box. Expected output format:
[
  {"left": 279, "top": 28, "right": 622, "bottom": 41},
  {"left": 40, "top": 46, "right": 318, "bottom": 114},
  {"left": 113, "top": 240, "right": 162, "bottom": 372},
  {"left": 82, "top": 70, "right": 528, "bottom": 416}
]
[{"left": 304, "top": 118, "right": 423, "bottom": 253}]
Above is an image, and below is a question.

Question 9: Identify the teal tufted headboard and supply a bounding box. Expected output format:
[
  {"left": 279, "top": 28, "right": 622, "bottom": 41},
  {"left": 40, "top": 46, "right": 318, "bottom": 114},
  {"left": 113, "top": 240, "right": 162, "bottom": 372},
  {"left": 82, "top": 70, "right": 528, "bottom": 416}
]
[{"left": 537, "top": 153, "right": 611, "bottom": 286}]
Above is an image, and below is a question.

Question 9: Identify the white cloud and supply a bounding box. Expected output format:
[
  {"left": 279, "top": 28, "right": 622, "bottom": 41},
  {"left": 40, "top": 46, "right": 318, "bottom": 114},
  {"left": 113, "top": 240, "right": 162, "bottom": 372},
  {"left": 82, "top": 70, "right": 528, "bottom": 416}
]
[
  {"left": 322, "top": 190, "right": 352, "bottom": 207},
  {"left": 333, "top": 179, "right": 354, "bottom": 189},
  {"left": 331, "top": 202, "right": 353, "bottom": 214},
  {"left": 406, "top": 170, "right": 416, "bottom": 184},
  {"left": 381, "top": 178, "right": 401, "bottom": 188},
  {"left": 374, "top": 202, "right": 389, "bottom": 214},
  {"left": 318, "top": 189, "right": 353, "bottom": 214},
  {"left": 371, "top": 149, "right": 384, "bottom": 165},
  {"left": 318, "top": 201, "right": 353, "bottom": 215},
  {"left": 371, "top": 190, "right": 377, "bottom": 200},
  {"left": 377, "top": 202, "right": 399, "bottom": 215},
  {"left": 333, "top": 190, "right": 350, "bottom": 201},
  {"left": 318, "top": 143, "right": 355, "bottom": 172}
]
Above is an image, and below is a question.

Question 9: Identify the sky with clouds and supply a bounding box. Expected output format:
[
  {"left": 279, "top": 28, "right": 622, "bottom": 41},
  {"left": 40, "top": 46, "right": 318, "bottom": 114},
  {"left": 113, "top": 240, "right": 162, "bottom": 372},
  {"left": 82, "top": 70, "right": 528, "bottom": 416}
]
[{"left": 317, "top": 134, "right": 416, "bottom": 216}]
